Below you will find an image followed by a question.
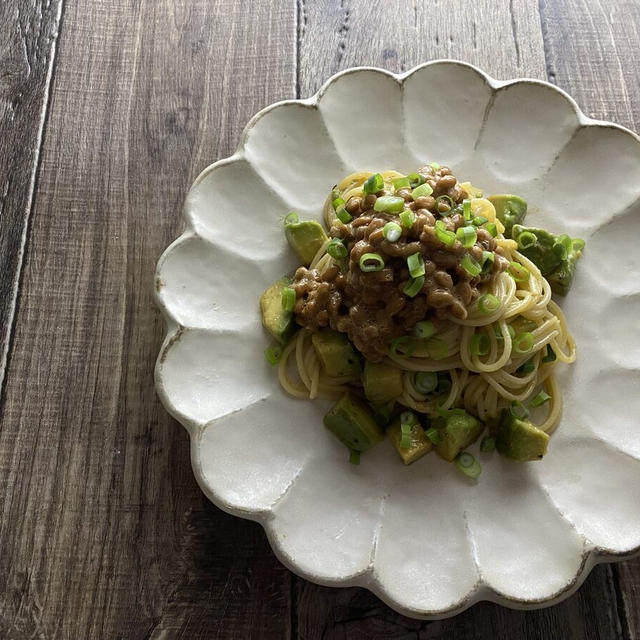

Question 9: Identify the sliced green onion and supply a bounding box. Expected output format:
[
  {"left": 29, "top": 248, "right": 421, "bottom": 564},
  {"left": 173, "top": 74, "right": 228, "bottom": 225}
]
[
  {"left": 480, "top": 250, "right": 494, "bottom": 274},
  {"left": 281, "top": 286, "right": 296, "bottom": 311},
  {"left": 407, "top": 172, "right": 425, "bottom": 188},
  {"left": 572, "top": 237, "right": 585, "bottom": 251},
  {"left": 427, "top": 337, "right": 448, "bottom": 360},
  {"left": 336, "top": 206, "right": 352, "bottom": 224},
  {"left": 399, "top": 209, "right": 415, "bottom": 228},
  {"left": 470, "top": 333, "right": 490, "bottom": 356},
  {"left": 332, "top": 197, "right": 346, "bottom": 210},
  {"left": 552, "top": 240, "right": 568, "bottom": 260},
  {"left": 530, "top": 390, "right": 551, "bottom": 407},
  {"left": 434, "top": 220, "right": 456, "bottom": 246},
  {"left": 478, "top": 293, "right": 500, "bottom": 314},
  {"left": 393, "top": 176, "right": 411, "bottom": 190},
  {"left": 462, "top": 199, "right": 472, "bottom": 221},
  {"left": 516, "top": 360, "right": 535, "bottom": 375},
  {"left": 425, "top": 427, "right": 442, "bottom": 444},
  {"left": 485, "top": 222, "right": 498, "bottom": 237},
  {"left": 542, "top": 345, "right": 556, "bottom": 363},
  {"left": 407, "top": 252, "right": 426, "bottom": 278},
  {"left": 374, "top": 195, "right": 405, "bottom": 213},
  {"left": 349, "top": 449, "right": 361, "bottom": 465},
  {"left": 363, "top": 173, "right": 384, "bottom": 195},
  {"left": 456, "top": 225, "right": 477, "bottom": 248},
  {"left": 495, "top": 323, "right": 516, "bottom": 341},
  {"left": 512, "top": 331, "right": 534, "bottom": 354},
  {"left": 434, "top": 195, "right": 455, "bottom": 212},
  {"left": 472, "top": 215, "right": 488, "bottom": 226},
  {"left": 508, "top": 261, "right": 530, "bottom": 282},
  {"left": 436, "top": 373, "right": 452, "bottom": 394},
  {"left": 390, "top": 335, "right": 415, "bottom": 357},
  {"left": 331, "top": 188, "right": 341, "bottom": 201},
  {"left": 461, "top": 254, "right": 482, "bottom": 277},
  {"left": 414, "top": 371, "right": 438, "bottom": 394},
  {"left": 382, "top": 221, "right": 402, "bottom": 242},
  {"left": 400, "top": 428, "right": 412, "bottom": 449},
  {"left": 400, "top": 411, "right": 415, "bottom": 426},
  {"left": 327, "top": 239, "right": 347, "bottom": 259},
  {"left": 413, "top": 320, "right": 435, "bottom": 339},
  {"left": 264, "top": 344, "right": 283, "bottom": 365},
  {"left": 455, "top": 452, "right": 481, "bottom": 479},
  {"left": 411, "top": 183, "right": 434, "bottom": 200},
  {"left": 480, "top": 436, "right": 495, "bottom": 453},
  {"left": 517, "top": 231, "right": 537, "bottom": 250},
  {"left": 359, "top": 252, "right": 385, "bottom": 272},
  {"left": 429, "top": 162, "right": 440, "bottom": 171},
  {"left": 403, "top": 275, "right": 425, "bottom": 298},
  {"left": 510, "top": 400, "right": 529, "bottom": 419},
  {"left": 284, "top": 212, "right": 299, "bottom": 225}
]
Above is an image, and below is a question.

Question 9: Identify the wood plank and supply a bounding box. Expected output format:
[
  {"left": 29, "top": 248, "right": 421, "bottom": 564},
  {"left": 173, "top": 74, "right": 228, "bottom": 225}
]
[
  {"left": 297, "top": 0, "right": 546, "bottom": 98},
  {"left": 0, "top": 0, "right": 63, "bottom": 391},
  {"left": 295, "top": 564, "right": 622, "bottom": 640},
  {"left": 538, "top": 3, "right": 640, "bottom": 638},
  {"left": 0, "top": 1, "right": 296, "bottom": 638},
  {"left": 294, "top": 1, "right": 629, "bottom": 637}
]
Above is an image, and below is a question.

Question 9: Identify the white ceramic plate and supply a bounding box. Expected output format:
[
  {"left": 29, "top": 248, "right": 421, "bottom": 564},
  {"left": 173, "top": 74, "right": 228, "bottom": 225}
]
[{"left": 155, "top": 60, "right": 640, "bottom": 618}]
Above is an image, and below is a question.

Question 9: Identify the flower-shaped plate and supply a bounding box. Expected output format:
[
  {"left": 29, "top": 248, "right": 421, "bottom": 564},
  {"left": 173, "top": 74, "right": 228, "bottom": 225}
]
[{"left": 155, "top": 60, "right": 640, "bottom": 618}]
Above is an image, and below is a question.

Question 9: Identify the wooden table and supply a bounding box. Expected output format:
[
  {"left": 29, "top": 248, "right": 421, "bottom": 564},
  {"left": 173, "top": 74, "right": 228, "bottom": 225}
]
[{"left": 1, "top": 0, "right": 638, "bottom": 637}]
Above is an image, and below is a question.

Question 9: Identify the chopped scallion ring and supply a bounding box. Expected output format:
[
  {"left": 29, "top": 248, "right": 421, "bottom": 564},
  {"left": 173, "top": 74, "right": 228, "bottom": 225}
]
[
  {"left": 403, "top": 275, "right": 425, "bottom": 298},
  {"left": 332, "top": 197, "right": 345, "bottom": 210},
  {"left": 455, "top": 452, "right": 481, "bottom": 479},
  {"left": 284, "top": 212, "right": 299, "bottom": 225},
  {"left": 413, "top": 371, "right": 438, "bottom": 393},
  {"left": 572, "top": 237, "right": 585, "bottom": 251},
  {"left": 425, "top": 427, "right": 442, "bottom": 444},
  {"left": 335, "top": 206, "right": 352, "bottom": 224},
  {"left": 510, "top": 400, "right": 529, "bottom": 419},
  {"left": 399, "top": 209, "right": 415, "bottom": 228},
  {"left": 530, "top": 390, "right": 551, "bottom": 407},
  {"left": 429, "top": 162, "right": 440, "bottom": 171},
  {"left": 517, "top": 231, "right": 537, "bottom": 250},
  {"left": 393, "top": 176, "right": 411, "bottom": 191},
  {"left": 411, "top": 183, "right": 434, "bottom": 200},
  {"left": 407, "top": 252, "right": 426, "bottom": 278},
  {"left": 281, "top": 286, "right": 295, "bottom": 311},
  {"left": 485, "top": 222, "right": 498, "bottom": 237},
  {"left": 390, "top": 335, "right": 415, "bottom": 357},
  {"left": 327, "top": 239, "right": 347, "bottom": 259},
  {"left": 359, "top": 252, "right": 385, "bottom": 272},
  {"left": 400, "top": 433, "right": 412, "bottom": 449},
  {"left": 508, "top": 261, "right": 530, "bottom": 282},
  {"left": 264, "top": 345, "right": 283, "bottom": 366},
  {"left": 374, "top": 195, "right": 405, "bottom": 213},
  {"left": 470, "top": 333, "right": 490, "bottom": 356},
  {"left": 407, "top": 172, "right": 425, "bottom": 188},
  {"left": 495, "top": 324, "right": 516, "bottom": 341},
  {"left": 478, "top": 293, "right": 500, "bottom": 314},
  {"left": 400, "top": 411, "right": 415, "bottom": 426},
  {"left": 349, "top": 449, "right": 361, "bottom": 465},
  {"left": 480, "top": 250, "right": 494, "bottom": 274},
  {"left": 434, "top": 194, "right": 455, "bottom": 212},
  {"left": 472, "top": 215, "right": 488, "bottom": 226},
  {"left": 512, "top": 331, "right": 534, "bottom": 354},
  {"left": 462, "top": 199, "right": 472, "bottom": 221},
  {"left": 413, "top": 320, "right": 435, "bottom": 339},
  {"left": 363, "top": 173, "right": 384, "bottom": 194},
  {"left": 382, "top": 221, "right": 402, "bottom": 242},
  {"left": 434, "top": 220, "right": 456, "bottom": 246},
  {"left": 461, "top": 254, "right": 482, "bottom": 277},
  {"left": 456, "top": 225, "right": 477, "bottom": 248},
  {"left": 480, "top": 436, "right": 495, "bottom": 453}
]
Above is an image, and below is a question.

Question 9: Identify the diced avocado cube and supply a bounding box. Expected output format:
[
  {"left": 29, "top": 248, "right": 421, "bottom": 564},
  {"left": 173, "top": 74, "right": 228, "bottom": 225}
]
[
  {"left": 311, "top": 330, "right": 361, "bottom": 377},
  {"left": 488, "top": 194, "right": 528, "bottom": 238},
  {"left": 259, "top": 277, "right": 295, "bottom": 344},
  {"left": 386, "top": 417, "right": 432, "bottom": 465},
  {"left": 434, "top": 411, "right": 484, "bottom": 462},
  {"left": 284, "top": 220, "right": 328, "bottom": 266},
  {"left": 323, "top": 392, "right": 384, "bottom": 452},
  {"left": 546, "top": 240, "right": 584, "bottom": 296},
  {"left": 496, "top": 410, "right": 549, "bottom": 461},
  {"left": 362, "top": 361, "right": 403, "bottom": 406}
]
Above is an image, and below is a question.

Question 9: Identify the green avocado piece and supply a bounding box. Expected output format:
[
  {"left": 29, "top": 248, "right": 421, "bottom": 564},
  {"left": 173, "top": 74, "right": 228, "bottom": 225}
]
[
  {"left": 259, "top": 277, "right": 295, "bottom": 345},
  {"left": 386, "top": 416, "right": 432, "bottom": 465},
  {"left": 434, "top": 411, "right": 484, "bottom": 462},
  {"left": 362, "top": 361, "right": 403, "bottom": 406},
  {"left": 511, "top": 224, "right": 561, "bottom": 276},
  {"left": 285, "top": 220, "right": 328, "bottom": 266},
  {"left": 496, "top": 410, "right": 549, "bottom": 461},
  {"left": 323, "top": 392, "right": 384, "bottom": 452},
  {"left": 487, "top": 194, "right": 528, "bottom": 238},
  {"left": 546, "top": 239, "right": 584, "bottom": 296},
  {"left": 311, "top": 330, "right": 362, "bottom": 377}
]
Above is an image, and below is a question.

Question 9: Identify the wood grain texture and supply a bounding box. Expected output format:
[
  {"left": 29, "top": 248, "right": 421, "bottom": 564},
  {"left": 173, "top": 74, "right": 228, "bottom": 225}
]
[
  {"left": 0, "top": 1, "right": 295, "bottom": 638},
  {"left": 0, "top": 0, "right": 63, "bottom": 392},
  {"left": 297, "top": 0, "right": 546, "bottom": 98}
]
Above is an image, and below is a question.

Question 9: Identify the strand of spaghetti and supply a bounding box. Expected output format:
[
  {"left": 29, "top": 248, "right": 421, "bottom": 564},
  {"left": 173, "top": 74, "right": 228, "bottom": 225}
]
[
  {"left": 309, "top": 239, "right": 332, "bottom": 269},
  {"left": 278, "top": 335, "right": 310, "bottom": 398},
  {"left": 295, "top": 330, "right": 312, "bottom": 391},
  {"left": 387, "top": 354, "right": 463, "bottom": 371},
  {"left": 481, "top": 370, "right": 538, "bottom": 402},
  {"left": 537, "top": 374, "right": 562, "bottom": 434}
]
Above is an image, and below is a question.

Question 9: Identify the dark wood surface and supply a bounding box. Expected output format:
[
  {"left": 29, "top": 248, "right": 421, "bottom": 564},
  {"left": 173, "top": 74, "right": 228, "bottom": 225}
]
[{"left": 0, "top": 0, "right": 637, "bottom": 638}]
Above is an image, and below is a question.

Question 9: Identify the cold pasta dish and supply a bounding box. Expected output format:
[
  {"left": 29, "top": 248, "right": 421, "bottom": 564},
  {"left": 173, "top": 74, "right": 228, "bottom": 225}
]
[{"left": 260, "top": 164, "right": 584, "bottom": 477}]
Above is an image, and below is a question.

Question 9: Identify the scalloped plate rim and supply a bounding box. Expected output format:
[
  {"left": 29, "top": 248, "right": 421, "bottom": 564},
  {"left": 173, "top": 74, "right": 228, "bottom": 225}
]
[{"left": 154, "top": 59, "right": 640, "bottom": 618}]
